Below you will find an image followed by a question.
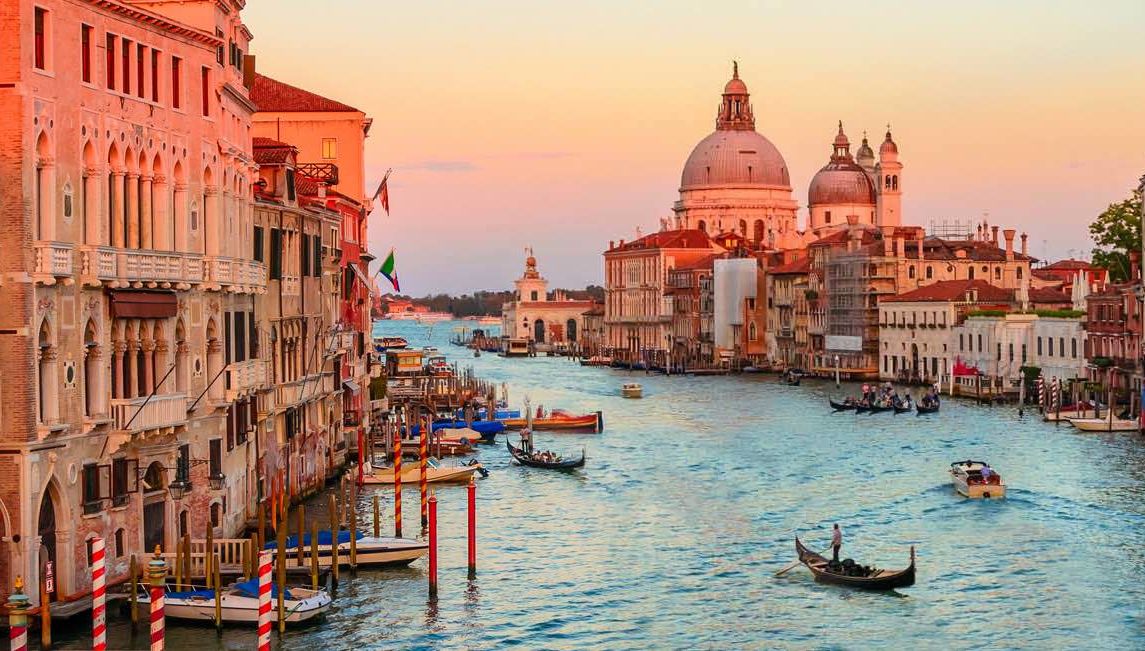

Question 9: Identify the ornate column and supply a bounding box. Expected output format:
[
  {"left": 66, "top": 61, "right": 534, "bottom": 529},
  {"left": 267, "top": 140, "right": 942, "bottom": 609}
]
[
  {"left": 127, "top": 340, "right": 141, "bottom": 399},
  {"left": 142, "top": 339, "right": 156, "bottom": 396},
  {"left": 153, "top": 340, "right": 169, "bottom": 394},
  {"left": 174, "top": 341, "right": 189, "bottom": 394},
  {"left": 85, "top": 344, "right": 103, "bottom": 417},
  {"left": 126, "top": 173, "right": 140, "bottom": 249},
  {"left": 83, "top": 166, "right": 101, "bottom": 245},
  {"left": 111, "top": 171, "right": 126, "bottom": 248},
  {"left": 173, "top": 182, "right": 188, "bottom": 253},
  {"left": 152, "top": 175, "right": 169, "bottom": 250},
  {"left": 36, "top": 156, "right": 56, "bottom": 241},
  {"left": 140, "top": 175, "right": 153, "bottom": 250},
  {"left": 203, "top": 185, "right": 220, "bottom": 256},
  {"left": 38, "top": 346, "right": 59, "bottom": 423},
  {"left": 207, "top": 338, "right": 224, "bottom": 402},
  {"left": 112, "top": 340, "right": 126, "bottom": 400}
]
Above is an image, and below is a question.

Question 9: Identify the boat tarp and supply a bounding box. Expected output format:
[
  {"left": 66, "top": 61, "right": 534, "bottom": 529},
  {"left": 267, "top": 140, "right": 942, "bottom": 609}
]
[
  {"left": 264, "top": 529, "right": 365, "bottom": 550},
  {"left": 166, "top": 589, "right": 216, "bottom": 600},
  {"left": 233, "top": 579, "right": 294, "bottom": 601},
  {"left": 412, "top": 420, "right": 504, "bottom": 436}
]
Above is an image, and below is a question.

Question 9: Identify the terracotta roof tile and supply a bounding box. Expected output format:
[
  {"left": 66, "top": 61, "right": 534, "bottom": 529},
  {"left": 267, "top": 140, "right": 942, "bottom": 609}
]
[
  {"left": 252, "top": 74, "right": 360, "bottom": 113},
  {"left": 769, "top": 257, "right": 811, "bottom": 274},
  {"left": 883, "top": 279, "right": 1014, "bottom": 303},
  {"left": 1028, "top": 288, "right": 1071, "bottom": 304},
  {"left": 607, "top": 229, "right": 719, "bottom": 253},
  {"left": 1041, "top": 259, "right": 1097, "bottom": 271}
]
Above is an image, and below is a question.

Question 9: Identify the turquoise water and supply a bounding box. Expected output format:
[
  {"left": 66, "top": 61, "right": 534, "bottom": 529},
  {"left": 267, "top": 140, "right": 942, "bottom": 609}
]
[{"left": 72, "top": 320, "right": 1145, "bottom": 649}]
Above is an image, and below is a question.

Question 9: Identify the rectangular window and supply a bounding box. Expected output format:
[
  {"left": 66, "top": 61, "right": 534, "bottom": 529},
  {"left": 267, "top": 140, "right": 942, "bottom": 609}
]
[
  {"left": 224, "top": 311, "right": 232, "bottom": 367},
  {"left": 200, "top": 66, "right": 210, "bottom": 116},
  {"left": 111, "top": 458, "right": 137, "bottom": 506},
  {"left": 1021, "top": 344, "right": 1027, "bottom": 363},
  {"left": 312, "top": 235, "right": 321, "bottom": 277},
  {"left": 1059, "top": 337, "right": 1065, "bottom": 357},
  {"left": 285, "top": 169, "right": 296, "bottom": 201},
  {"left": 81, "top": 25, "right": 92, "bottom": 82},
  {"left": 171, "top": 56, "right": 182, "bottom": 108},
  {"left": 269, "top": 228, "right": 282, "bottom": 279},
  {"left": 1072, "top": 338, "right": 1077, "bottom": 358},
  {"left": 322, "top": 138, "right": 337, "bottom": 159},
  {"left": 301, "top": 231, "right": 310, "bottom": 278},
  {"left": 121, "top": 38, "right": 131, "bottom": 94},
  {"left": 34, "top": 7, "right": 47, "bottom": 70},
  {"left": 136, "top": 43, "right": 145, "bottom": 98},
  {"left": 253, "top": 225, "right": 264, "bottom": 262},
  {"left": 106, "top": 34, "right": 116, "bottom": 88},
  {"left": 235, "top": 311, "right": 247, "bottom": 363},
  {"left": 151, "top": 49, "right": 159, "bottom": 102},
  {"left": 1037, "top": 337, "right": 1042, "bottom": 356},
  {"left": 83, "top": 463, "right": 111, "bottom": 514},
  {"left": 210, "top": 438, "right": 223, "bottom": 475},
  {"left": 248, "top": 311, "right": 257, "bottom": 360}
]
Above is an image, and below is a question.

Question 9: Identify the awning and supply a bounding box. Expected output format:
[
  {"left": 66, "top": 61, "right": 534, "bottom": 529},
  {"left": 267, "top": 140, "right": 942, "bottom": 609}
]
[
  {"left": 341, "top": 378, "right": 361, "bottom": 394},
  {"left": 109, "top": 290, "right": 178, "bottom": 319},
  {"left": 349, "top": 263, "right": 372, "bottom": 293}
]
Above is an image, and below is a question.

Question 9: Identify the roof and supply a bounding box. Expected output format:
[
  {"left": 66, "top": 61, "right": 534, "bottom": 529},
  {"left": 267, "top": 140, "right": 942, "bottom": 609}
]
[
  {"left": 1028, "top": 288, "right": 1071, "bottom": 304},
  {"left": 1041, "top": 259, "right": 1098, "bottom": 271},
  {"left": 582, "top": 305, "right": 605, "bottom": 316},
  {"left": 675, "top": 254, "right": 717, "bottom": 272},
  {"left": 768, "top": 257, "right": 811, "bottom": 274},
  {"left": 252, "top": 137, "right": 295, "bottom": 165},
  {"left": 607, "top": 229, "right": 718, "bottom": 253},
  {"left": 901, "top": 238, "right": 1035, "bottom": 263},
  {"left": 251, "top": 73, "right": 361, "bottom": 113},
  {"left": 882, "top": 279, "right": 1014, "bottom": 303}
]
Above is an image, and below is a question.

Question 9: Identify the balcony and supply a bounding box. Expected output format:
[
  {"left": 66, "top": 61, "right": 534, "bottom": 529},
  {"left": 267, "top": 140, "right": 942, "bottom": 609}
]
[
  {"left": 78, "top": 245, "right": 117, "bottom": 284},
  {"left": 205, "top": 257, "right": 267, "bottom": 294},
  {"left": 225, "top": 360, "right": 267, "bottom": 401},
  {"left": 34, "top": 241, "right": 75, "bottom": 284},
  {"left": 297, "top": 163, "right": 339, "bottom": 186},
  {"left": 113, "top": 249, "right": 203, "bottom": 289},
  {"left": 111, "top": 393, "right": 187, "bottom": 433},
  {"left": 275, "top": 380, "right": 305, "bottom": 408}
]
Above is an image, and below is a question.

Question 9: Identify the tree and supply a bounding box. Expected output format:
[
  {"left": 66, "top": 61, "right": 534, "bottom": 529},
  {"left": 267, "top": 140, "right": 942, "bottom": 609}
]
[{"left": 1089, "top": 181, "right": 1143, "bottom": 282}]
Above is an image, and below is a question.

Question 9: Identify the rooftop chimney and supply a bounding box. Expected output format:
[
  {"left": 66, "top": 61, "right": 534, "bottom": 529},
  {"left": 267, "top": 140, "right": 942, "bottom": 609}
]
[
  {"left": 1003, "top": 229, "right": 1015, "bottom": 262},
  {"left": 991, "top": 225, "right": 999, "bottom": 245},
  {"left": 1020, "top": 232, "right": 1028, "bottom": 256}
]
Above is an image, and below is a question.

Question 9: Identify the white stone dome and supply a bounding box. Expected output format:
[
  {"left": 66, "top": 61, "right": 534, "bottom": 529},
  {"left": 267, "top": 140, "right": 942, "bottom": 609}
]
[{"left": 680, "top": 129, "right": 791, "bottom": 190}]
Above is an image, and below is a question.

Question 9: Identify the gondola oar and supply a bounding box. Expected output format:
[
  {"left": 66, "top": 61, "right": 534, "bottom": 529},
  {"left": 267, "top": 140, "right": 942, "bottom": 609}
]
[{"left": 774, "top": 547, "right": 828, "bottom": 577}]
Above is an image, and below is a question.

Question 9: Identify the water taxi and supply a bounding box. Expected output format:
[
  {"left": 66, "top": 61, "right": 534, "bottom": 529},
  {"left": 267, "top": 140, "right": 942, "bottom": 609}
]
[
  {"left": 503, "top": 410, "right": 603, "bottom": 433},
  {"left": 1067, "top": 417, "right": 1139, "bottom": 432},
  {"left": 621, "top": 383, "right": 643, "bottom": 398},
  {"left": 950, "top": 460, "right": 1005, "bottom": 499},
  {"left": 138, "top": 580, "right": 331, "bottom": 625},
  {"left": 267, "top": 530, "right": 428, "bottom": 568},
  {"left": 373, "top": 336, "right": 409, "bottom": 350}
]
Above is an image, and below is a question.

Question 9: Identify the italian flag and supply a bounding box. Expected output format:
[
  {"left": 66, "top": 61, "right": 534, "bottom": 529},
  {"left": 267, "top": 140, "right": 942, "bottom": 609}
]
[{"left": 379, "top": 249, "right": 400, "bottom": 292}]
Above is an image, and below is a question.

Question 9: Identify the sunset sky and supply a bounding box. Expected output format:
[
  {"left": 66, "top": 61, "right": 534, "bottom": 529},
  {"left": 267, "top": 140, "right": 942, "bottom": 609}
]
[{"left": 244, "top": 0, "right": 1145, "bottom": 295}]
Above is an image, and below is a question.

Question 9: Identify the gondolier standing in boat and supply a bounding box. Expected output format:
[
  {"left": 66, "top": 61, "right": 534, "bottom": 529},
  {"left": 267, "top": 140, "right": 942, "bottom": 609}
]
[
  {"left": 519, "top": 428, "right": 533, "bottom": 454},
  {"left": 831, "top": 524, "right": 842, "bottom": 562}
]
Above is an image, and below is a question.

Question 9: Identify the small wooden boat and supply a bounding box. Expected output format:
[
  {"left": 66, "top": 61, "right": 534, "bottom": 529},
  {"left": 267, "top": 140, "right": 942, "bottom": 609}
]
[
  {"left": 506, "top": 441, "right": 585, "bottom": 469},
  {"left": 829, "top": 399, "right": 856, "bottom": 411},
  {"left": 892, "top": 403, "right": 912, "bottom": 414},
  {"left": 782, "top": 376, "right": 801, "bottom": 386},
  {"left": 853, "top": 404, "right": 869, "bottom": 414},
  {"left": 138, "top": 580, "right": 331, "bottom": 625},
  {"left": 916, "top": 402, "right": 940, "bottom": 415},
  {"left": 361, "top": 459, "right": 485, "bottom": 485},
  {"left": 621, "top": 383, "right": 643, "bottom": 399},
  {"left": 794, "top": 538, "right": 915, "bottom": 590},
  {"left": 950, "top": 460, "right": 1005, "bottom": 499},
  {"left": 503, "top": 411, "right": 603, "bottom": 433},
  {"left": 267, "top": 530, "right": 428, "bottom": 568},
  {"left": 1067, "top": 417, "right": 1139, "bottom": 432},
  {"left": 865, "top": 404, "right": 893, "bottom": 414},
  {"left": 373, "top": 336, "right": 409, "bottom": 350}
]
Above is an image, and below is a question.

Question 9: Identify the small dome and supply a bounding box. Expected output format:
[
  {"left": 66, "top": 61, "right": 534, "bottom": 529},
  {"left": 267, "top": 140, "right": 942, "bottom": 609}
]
[
  {"left": 724, "top": 77, "right": 748, "bottom": 95},
  {"left": 856, "top": 135, "right": 874, "bottom": 162},
  {"left": 809, "top": 161, "right": 876, "bottom": 206},
  {"left": 833, "top": 121, "right": 849, "bottom": 148},
  {"left": 681, "top": 129, "right": 790, "bottom": 189},
  {"left": 880, "top": 129, "right": 898, "bottom": 155}
]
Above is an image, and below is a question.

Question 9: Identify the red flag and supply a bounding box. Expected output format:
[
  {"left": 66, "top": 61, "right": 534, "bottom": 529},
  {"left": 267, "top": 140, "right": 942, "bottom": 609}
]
[{"left": 371, "top": 169, "right": 391, "bottom": 215}]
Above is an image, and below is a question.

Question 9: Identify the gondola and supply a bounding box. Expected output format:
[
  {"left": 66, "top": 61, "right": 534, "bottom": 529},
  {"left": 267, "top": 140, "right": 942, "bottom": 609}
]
[
  {"left": 893, "top": 403, "right": 912, "bottom": 414},
  {"left": 916, "top": 402, "right": 940, "bottom": 415},
  {"left": 506, "top": 441, "right": 585, "bottom": 470},
  {"left": 865, "top": 404, "right": 893, "bottom": 414},
  {"left": 784, "top": 377, "right": 801, "bottom": 386},
  {"left": 794, "top": 537, "right": 915, "bottom": 590},
  {"left": 853, "top": 404, "right": 869, "bottom": 414},
  {"left": 829, "top": 399, "right": 856, "bottom": 411}
]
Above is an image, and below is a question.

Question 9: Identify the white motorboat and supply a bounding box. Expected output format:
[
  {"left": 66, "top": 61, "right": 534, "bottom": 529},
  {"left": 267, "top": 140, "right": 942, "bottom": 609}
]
[
  {"left": 137, "top": 579, "right": 331, "bottom": 625},
  {"left": 267, "top": 530, "right": 428, "bottom": 568},
  {"left": 950, "top": 460, "right": 1006, "bottom": 499},
  {"left": 1067, "top": 417, "right": 1139, "bottom": 432},
  {"left": 621, "top": 383, "right": 643, "bottom": 399}
]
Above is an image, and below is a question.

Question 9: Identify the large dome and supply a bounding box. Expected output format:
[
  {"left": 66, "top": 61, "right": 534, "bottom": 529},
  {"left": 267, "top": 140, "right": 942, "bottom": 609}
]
[{"left": 680, "top": 129, "right": 791, "bottom": 190}]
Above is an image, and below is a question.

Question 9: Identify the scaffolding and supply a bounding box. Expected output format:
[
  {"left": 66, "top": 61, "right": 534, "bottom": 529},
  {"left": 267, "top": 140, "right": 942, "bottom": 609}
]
[
  {"left": 928, "top": 218, "right": 976, "bottom": 240},
  {"left": 822, "top": 246, "right": 887, "bottom": 374}
]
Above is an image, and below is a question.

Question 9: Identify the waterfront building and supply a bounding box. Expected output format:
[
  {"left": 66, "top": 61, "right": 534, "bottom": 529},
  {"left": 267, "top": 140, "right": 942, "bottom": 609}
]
[
  {"left": 1084, "top": 278, "right": 1143, "bottom": 405},
  {"left": 952, "top": 312, "right": 1086, "bottom": 392},
  {"left": 667, "top": 255, "right": 715, "bottom": 368},
  {"left": 765, "top": 256, "right": 811, "bottom": 369},
  {"left": 807, "top": 124, "right": 902, "bottom": 237},
  {"left": 712, "top": 258, "right": 761, "bottom": 364},
  {"left": 1032, "top": 259, "right": 1108, "bottom": 295},
  {"left": 0, "top": 0, "right": 260, "bottom": 604},
  {"left": 603, "top": 230, "right": 724, "bottom": 364},
  {"left": 580, "top": 304, "right": 606, "bottom": 356},
  {"left": 500, "top": 251, "right": 597, "bottom": 346}
]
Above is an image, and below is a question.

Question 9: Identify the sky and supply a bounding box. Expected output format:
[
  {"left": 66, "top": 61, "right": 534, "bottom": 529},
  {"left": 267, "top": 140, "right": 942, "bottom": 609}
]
[{"left": 243, "top": 0, "right": 1145, "bottom": 295}]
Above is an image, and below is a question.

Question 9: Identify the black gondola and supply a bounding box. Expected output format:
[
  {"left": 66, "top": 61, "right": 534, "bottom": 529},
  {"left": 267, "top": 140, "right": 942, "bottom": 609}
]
[
  {"left": 864, "top": 404, "right": 893, "bottom": 414},
  {"left": 506, "top": 441, "right": 585, "bottom": 470},
  {"left": 893, "top": 403, "right": 912, "bottom": 414},
  {"left": 794, "top": 537, "right": 915, "bottom": 590},
  {"left": 829, "top": 399, "right": 856, "bottom": 411},
  {"left": 916, "top": 402, "right": 940, "bottom": 414}
]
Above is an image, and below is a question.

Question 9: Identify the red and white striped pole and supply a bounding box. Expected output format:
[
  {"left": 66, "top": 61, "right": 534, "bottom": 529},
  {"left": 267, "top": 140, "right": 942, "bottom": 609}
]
[
  {"left": 467, "top": 478, "right": 477, "bottom": 579},
  {"left": 148, "top": 548, "right": 167, "bottom": 651},
  {"left": 6, "top": 576, "right": 29, "bottom": 651},
  {"left": 420, "top": 416, "right": 429, "bottom": 527},
  {"left": 256, "top": 550, "right": 272, "bottom": 651},
  {"left": 394, "top": 414, "right": 403, "bottom": 538},
  {"left": 91, "top": 537, "right": 106, "bottom": 651},
  {"left": 428, "top": 492, "right": 438, "bottom": 600}
]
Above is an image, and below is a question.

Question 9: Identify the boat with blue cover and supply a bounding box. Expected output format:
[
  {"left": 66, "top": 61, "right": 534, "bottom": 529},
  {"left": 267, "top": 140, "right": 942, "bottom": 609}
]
[{"left": 137, "top": 579, "right": 331, "bottom": 624}]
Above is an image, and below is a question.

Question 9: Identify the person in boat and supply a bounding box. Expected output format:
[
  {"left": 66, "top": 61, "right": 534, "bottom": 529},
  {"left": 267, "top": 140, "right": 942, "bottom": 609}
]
[
  {"left": 520, "top": 428, "right": 533, "bottom": 454},
  {"left": 980, "top": 465, "right": 993, "bottom": 484},
  {"left": 831, "top": 524, "right": 843, "bottom": 563}
]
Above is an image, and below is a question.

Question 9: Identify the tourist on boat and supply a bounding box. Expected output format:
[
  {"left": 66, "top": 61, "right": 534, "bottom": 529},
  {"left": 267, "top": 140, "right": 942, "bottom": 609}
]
[
  {"left": 980, "top": 465, "right": 993, "bottom": 483},
  {"left": 831, "top": 524, "right": 843, "bottom": 562}
]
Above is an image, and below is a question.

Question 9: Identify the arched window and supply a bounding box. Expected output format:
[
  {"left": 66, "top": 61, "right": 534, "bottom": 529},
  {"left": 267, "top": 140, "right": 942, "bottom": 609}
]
[
  {"left": 114, "top": 528, "right": 125, "bottom": 557},
  {"left": 968, "top": 267, "right": 975, "bottom": 280},
  {"left": 753, "top": 220, "right": 764, "bottom": 243},
  {"left": 1016, "top": 267, "right": 1023, "bottom": 279},
  {"left": 83, "top": 319, "right": 100, "bottom": 417},
  {"left": 697, "top": 220, "right": 706, "bottom": 233},
  {"left": 908, "top": 266, "right": 915, "bottom": 279},
  {"left": 738, "top": 219, "right": 747, "bottom": 237},
  {"left": 566, "top": 318, "right": 577, "bottom": 342},
  {"left": 748, "top": 322, "right": 758, "bottom": 341},
  {"left": 37, "top": 319, "right": 56, "bottom": 423},
  {"left": 925, "top": 265, "right": 933, "bottom": 279},
  {"left": 994, "top": 266, "right": 1001, "bottom": 280},
  {"left": 210, "top": 502, "right": 222, "bottom": 528}
]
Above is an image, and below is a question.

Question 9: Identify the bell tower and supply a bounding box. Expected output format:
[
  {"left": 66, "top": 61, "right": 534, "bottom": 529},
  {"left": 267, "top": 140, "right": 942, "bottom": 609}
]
[
  {"left": 514, "top": 247, "right": 548, "bottom": 303},
  {"left": 875, "top": 126, "right": 902, "bottom": 227}
]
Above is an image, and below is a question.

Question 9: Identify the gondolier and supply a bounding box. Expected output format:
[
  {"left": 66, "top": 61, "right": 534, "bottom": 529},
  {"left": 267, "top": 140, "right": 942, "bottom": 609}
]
[
  {"left": 519, "top": 428, "right": 533, "bottom": 454},
  {"left": 831, "top": 524, "right": 842, "bottom": 562}
]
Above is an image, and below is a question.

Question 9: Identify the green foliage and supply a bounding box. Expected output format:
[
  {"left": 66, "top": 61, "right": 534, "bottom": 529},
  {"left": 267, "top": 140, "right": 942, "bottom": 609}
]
[
  {"left": 1032, "top": 309, "right": 1085, "bottom": 319},
  {"left": 804, "top": 289, "right": 819, "bottom": 300},
  {"left": 1091, "top": 356, "right": 1113, "bottom": 368},
  {"left": 1089, "top": 184, "right": 1143, "bottom": 282},
  {"left": 967, "top": 309, "right": 1007, "bottom": 318}
]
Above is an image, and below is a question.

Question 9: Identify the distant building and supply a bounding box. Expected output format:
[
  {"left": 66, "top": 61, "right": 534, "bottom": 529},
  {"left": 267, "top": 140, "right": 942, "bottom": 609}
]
[{"left": 501, "top": 250, "right": 596, "bottom": 346}]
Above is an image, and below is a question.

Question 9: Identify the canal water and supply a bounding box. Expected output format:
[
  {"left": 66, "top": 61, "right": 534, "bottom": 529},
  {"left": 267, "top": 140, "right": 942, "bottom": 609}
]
[{"left": 61, "top": 320, "right": 1145, "bottom": 649}]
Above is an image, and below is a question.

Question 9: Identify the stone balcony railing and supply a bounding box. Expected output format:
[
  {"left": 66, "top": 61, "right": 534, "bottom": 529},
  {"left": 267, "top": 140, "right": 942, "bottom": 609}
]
[
  {"left": 117, "top": 249, "right": 203, "bottom": 287},
  {"left": 204, "top": 257, "right": 267, "bottom": 294},
  {"left": 225, "top": 359, "right": 268, "bottom": 401},
  {"left": 111, "top": 393, "right": 187, "bottom": 432},
  {"left": 33, "top": 241, "right": 75, "bottom": 284}
]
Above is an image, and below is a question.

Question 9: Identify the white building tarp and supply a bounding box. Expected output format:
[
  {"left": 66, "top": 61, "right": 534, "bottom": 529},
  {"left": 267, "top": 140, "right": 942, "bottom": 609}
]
[
  {"left": 713, "top": 259, "right": 757, "bottom": 351},
  {"left": 826, "top": 335, "right": 863, "bottom": 351}
]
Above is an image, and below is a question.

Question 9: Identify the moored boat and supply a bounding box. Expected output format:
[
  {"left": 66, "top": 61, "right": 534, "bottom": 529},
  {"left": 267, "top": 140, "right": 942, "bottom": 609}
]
[
  {"left": 506, "top": 441, "right": 585, "bottom": 469},
  {"left": 794, "top": 537, "right": 915, "bottom": 590},
  {"left": 361, "top": 459, "right": 485, "bottom": 484},
  {"left": 1067, "top": 417, "right": 1139, "bottom": 432},
  {"left": 829, "top": 399, "right": 856, "bottom": 411},
  {"left": 503, "top": 410, "right": 603, "bottom": 433},
  {"left": 373, "top": 336, "right": 409, "bottom": 350},
  {"left": 266, "top": 530, "right": 428, "bottom": 568},
  {"left": 138, "top": 580, "right": 331, "bottom": 625},
  {"left": 621, "top": 383, "right": 643, "bottom": 399},
  {"left": 950, "top": 460, "right": 1006, "bottom": 499}
]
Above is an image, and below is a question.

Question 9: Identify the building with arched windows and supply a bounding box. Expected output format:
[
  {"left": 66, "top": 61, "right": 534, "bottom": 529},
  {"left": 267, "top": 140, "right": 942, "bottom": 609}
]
[{"left": 501, "top": 250, "right": 600, "bottom": 349}]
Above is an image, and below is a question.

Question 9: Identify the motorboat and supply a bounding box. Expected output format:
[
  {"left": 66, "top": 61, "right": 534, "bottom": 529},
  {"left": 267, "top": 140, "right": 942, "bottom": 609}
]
[
  {"left": 361, "top": 458, "right": 486, "bottom": 485},
  {"left": 1067, "top": 417, "right": 1139, "bottom": 432},
  {"left": 950, "top": 460, "right": 1006, "bottom": 499},
  {"left": 621, "top": 383, "right": 643, "bottom": 399},
  {"left": 137, "top": 580, "right": 331, "bottom": 625},
  {"left": 373, "top": 336, "right": 409, "bottom": 351},
  {"left": 502, "top": 410, "right": 603, "bottom": 433},
  {"left": 266, "top": 530, "right": 428, "bottom": 568},
  {"left": 793, "top": 538, "right": 915, "bottom": 590}
]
